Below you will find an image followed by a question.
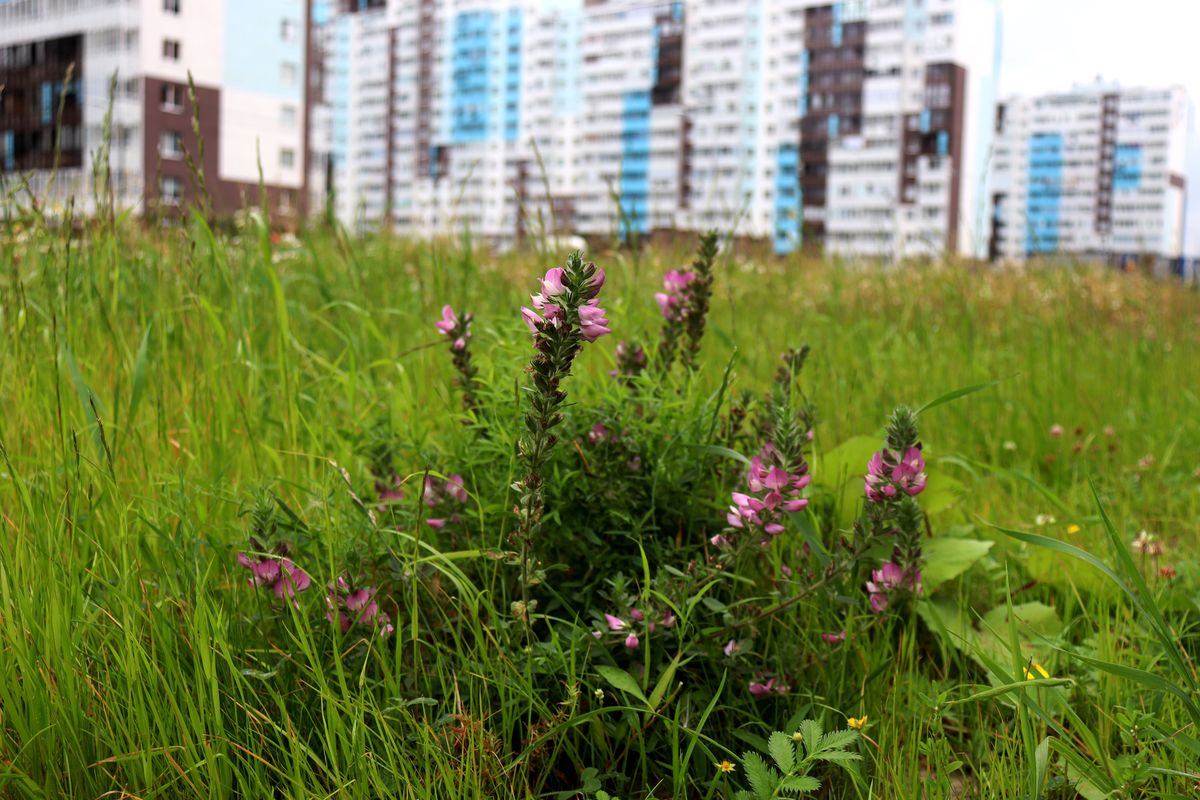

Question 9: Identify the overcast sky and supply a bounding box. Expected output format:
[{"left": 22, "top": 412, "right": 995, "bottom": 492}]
[{"left": 997, "top": 0, "right": 1200, "bottom": 256}]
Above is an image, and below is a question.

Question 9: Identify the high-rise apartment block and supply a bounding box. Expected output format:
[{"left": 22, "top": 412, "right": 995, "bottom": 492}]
[
  {"left": 322, "top": 0, "right": 1000, "bottom": 257},
  {"left": 0, "top": 0, "right": 316, "bottom": 220},
  {"left": 989, "top": 84, "right": 1190, "bottom": 262}
]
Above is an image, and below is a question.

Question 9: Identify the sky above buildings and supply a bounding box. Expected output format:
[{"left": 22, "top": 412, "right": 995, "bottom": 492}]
[{"left": 998, "top": 0, "right": 1200, "bottom": 255}]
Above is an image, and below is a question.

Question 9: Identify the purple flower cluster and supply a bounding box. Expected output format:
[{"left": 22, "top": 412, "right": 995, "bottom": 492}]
[
  {"left": 422, "top": 473, "right": 468, "bottom": 529},
  {"left": 375, "top": 474, "right": 406, "bottom": 511},
  {"left": 654, "top": 270, "right": 697, "bottom": 321},
  {"left": 864, "top": 447, "right": 927, "bottom": 502},
  {"left": 594, "top": 606, "right": 676, "bottom": 650},
  {"left": 237, "top": 544, "right": 312, "bottom": 603},
  {"left": 718, "top": 444, "right": 811, "bottom": 546},
  {"left": 865, "top": 561, "right": 922, "bottom": 614},
  {"left": 435, "top": 305, "right": 469, "bottom": 351},
  {"left": 325, "top": 576, "right": 394, "bottom": 638},
  {"left": 749, "top": 673, "right": 789, "bottom": 697},
  {"left": 610, "top": 340, "right": 648, "bottom": 381},
  {"left": 522, "top": 267, "right": 611, "bottom": 342}
]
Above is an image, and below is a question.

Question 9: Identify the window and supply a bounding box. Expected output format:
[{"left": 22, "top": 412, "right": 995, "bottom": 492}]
[
  {"left": 160, "top": 83, "right": 183, "bottom": 111},
  {"left": 280, "top": 105, "right": 297, "bottom": 128},
  {"left": 163, "top": 0, "right": 180, "bottom": 12},
  {"left": 280, "top": 148, "right": 295, "bottom": 168},
  {"left": 280, "top": 62, "right": 297, "bottom": 86},
  {"left": 163, "top": 39, "right": 180, "bottom": 60},
  {"left": 160, "top": 176, "right": 183, "bottom": 205},
  {"left": 159, "top": 131, "right": 184, "bottom": 159},
  {"left": 280, "top": 19, "right": 297, "bottom": 43}
]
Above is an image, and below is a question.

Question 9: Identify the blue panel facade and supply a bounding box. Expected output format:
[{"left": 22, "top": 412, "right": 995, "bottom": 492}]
[
  {"left": 774, "top": 144, "right": 801, "bottom": 254},
  {"left": 450, "top": 11, "right": 494, "bottom": 143},
  {"left": 504, "top": 8, "right": 522, "bottom": 142},
  {"left": 1025, "top": 132, "right": 1063, "bottom": 254},
  {"left": 831, "top": 1, "right": 843, "bottom": 46},
  {"left": 1113, "top": 143, "right": 1142, "bottom": 190},
  {"left": 619, "top": 90, "right": 651, "bottom": 240}
]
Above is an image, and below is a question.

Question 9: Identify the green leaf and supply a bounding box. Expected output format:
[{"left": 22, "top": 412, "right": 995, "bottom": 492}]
[
  {"left": 814, "top": 729, "right": 858, "bottom": 752},
  {"left": 916, "top": 380, "right": 1000, "bottom": 415},
  {"left": 778, "top": 775, "right": 821, "bottom": 794},
  {"left": 922, "top": 537, "right": 994, "bottom": 590},
  {"left": 687, "top": 443, "right": 750, "bottom": 466},
  {"left": 767, "top": 731, "right": 795, "bottom": 773},
  {"left": 648, "top": 652, "right": 682, "bottom": 709},
  {"left": 595, "top": 666, "right": 647, "bottom": 706},
  {"left": 125, "top": 322, "right": 153, "bottom": 440},
  {"left": 811, "top": 750, "right": 862, "bottom": 764},
  {"left": 798, "top": 719, "right": 823, "bottom": 758},
  {"left": 741, "top": 751, "right": 778, "bottom": 800}
]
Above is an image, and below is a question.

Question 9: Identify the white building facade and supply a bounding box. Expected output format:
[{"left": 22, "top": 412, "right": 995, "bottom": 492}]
[
  {"left": 989, "top": 84, "right": 1190, "bottom": 263},
  {"left": 0, "top": 0, "right": 314, "bottom": 221}
]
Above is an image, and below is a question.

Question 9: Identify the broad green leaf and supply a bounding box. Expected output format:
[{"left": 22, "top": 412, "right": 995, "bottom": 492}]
[
  {"left": 595, "top": 666, "right": 647, "bottom": 706},
  {"left": 922, "top": 537, "right": 994, "bottom": 589},
  {"left": 648, "top": 653, "right": 682, "bottom": 709}
]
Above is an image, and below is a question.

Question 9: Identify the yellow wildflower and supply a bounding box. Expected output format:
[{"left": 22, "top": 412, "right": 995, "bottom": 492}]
[
  {"left": 1066, "top": 524, "right": 1080, "bottom": 535},
  {"left": 847, "top": 715, "right": 867, "bottom": 730},
  {"left": 716, "top": 760, "right": 736, "bottom": 774}
]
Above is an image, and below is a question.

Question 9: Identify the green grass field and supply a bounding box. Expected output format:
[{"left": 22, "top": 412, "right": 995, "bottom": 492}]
[{"left": 1, "top": 215, "right": 1198, "bottom": 799}]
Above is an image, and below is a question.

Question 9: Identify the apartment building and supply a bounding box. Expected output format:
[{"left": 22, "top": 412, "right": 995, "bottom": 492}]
[
  {"left": 989, "top": 83, "right": 1190, "bottom": 262},
  {"left": 0, "top": 0, "right": 314, "bottom": 220}
]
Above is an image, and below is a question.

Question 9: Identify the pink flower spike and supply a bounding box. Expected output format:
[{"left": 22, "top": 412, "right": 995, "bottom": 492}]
[
  {"left": 452, "top": 337, "right": 466, "bottom": 352},
  {"left": 589, "top": 268, "right": 606, "bottom": 295},
  {"left": 783, "top": 499, "right": 808, "bottom": 513},
  {"left": 624, "top": 633, "right": 639, "bottom": 649},
  {"left": 273, "top": 560, "right": 311, "bottom": 600},
  {"left": 822, "top": 630, "right": 847, "bottom": 644},
  {"left": 604, "top": 613, "right": 627, "bottom": 631},
  {"left": 426, "top": 518, "right": 446, "bottom": 529},
  {"left": 345, "top": 587, "right": 373, "bottom": 611},
  {"left": 435, "top": 304, "right": 457, "bottom": 334},
  {"left": 654, "top": 292, "right": 676, "bottom": 319},
  {"left": 765, "top": 523, "right": 785, "bottom": 536},
  {"left": 869, "top": 593, "right": 889, "bottom": 614},
  {"left": 749, "top": 678, "right": 774, "bottom": 696},
  {"left": 579, "top": 300, "right": 611, "bottom": 342}
]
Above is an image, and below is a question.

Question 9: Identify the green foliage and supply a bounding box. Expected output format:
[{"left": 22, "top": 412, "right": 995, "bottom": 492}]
[
  {"left": 0, "top": 213, "right": 1198, "bottom": 799},
  {"left": 733, "top": 720, "right": 861, "bottom": 799}
]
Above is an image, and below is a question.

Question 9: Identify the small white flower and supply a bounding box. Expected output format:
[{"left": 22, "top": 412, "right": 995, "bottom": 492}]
[{"left": 1035, "top": 514, "right": 1056, "bottom": 526}]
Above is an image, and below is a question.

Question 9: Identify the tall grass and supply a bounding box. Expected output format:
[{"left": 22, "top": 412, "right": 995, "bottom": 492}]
[{"left": 0, "top": 212, "right": 1198, "bottom": 798}]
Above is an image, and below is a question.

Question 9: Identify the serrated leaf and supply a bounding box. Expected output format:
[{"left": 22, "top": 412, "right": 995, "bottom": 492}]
[
  {"left": 814, "top": 729, "right": 859, "bottom": 752},
  {"left": 767, "top": 731, "right": 795, "bottom": 773},
  {"left": 741, "top": 751, "right": 779, "bottom": 800},
  {"left": 595, "top": 666, "right": 647, "bottom": 706},
  {"left": 798, "top": 719, "right": 823, "bottom": 758},
  {"left": 810, "top": 750, "right": 862, "bottom": 764},
  {"left": 778, "top": 775, "right": 821, "bottom": 794}
]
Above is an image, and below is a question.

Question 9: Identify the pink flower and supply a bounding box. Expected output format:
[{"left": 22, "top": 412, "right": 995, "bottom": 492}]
[
  {"left": 710, "top": 534, "right": 730, "bottom": 547},
  {"left": 521, "top": 306, "right": 542, "bottom": 334},
  {"left": 588, "top": 268, "right": 606, "bottom": 296},
  {"left": 541, "top": 267, "right": 567, "bottom": 297},
  {"left": 452, "top": 337, "right": 466, "bottom": 351},
  {"left": 375, "top": 475, "right": 405, "bottom": 510},
  {"left": 238, "top": 550, "right": 311, "bottom": 602},
  {"left": 592, "top": 630, "right": 603, "bottom": 639},
  {"left": 890, "top": 447, "right": 926, "bottom": 496},
  {"left": 579, "top": 299, "right": 611, "bottom": 342},
  {"left": 445, "top": 474, "right": 468, "bottom": 504},
  {"left": 604, "top": 613, "right": 627, "bottom": 631},
  {"left": 661, "top": 610, "right": 676, "bottom": 628},
  {"left": 624, "top": 633, "right": 639, "bottom": 649},
  {"left": 426, "top": 517, "right": 446, "bottom": 529},
  {"left": 1049, "top": 424, "right": 1064, "bottom": 438},
  {"left": 629, "top": 607, "right": 644, "bottom": 622},
  {"left": 723, "top": 639, "right": 738, "bottom": 656},
  {"left": 748, "top": 677, "right": 787, "bottom": 696},
  {"left": 654, "top": 292, "right": 677, "bottom": 319},
  {"left": 663, "top": 270, "right": 696, "bottom": 293},
  {"left": 866, "top": 561, "right": 919, "bottom": 613},
  {"left": 435, "top": 304, "right": 457, "bottom": 335},
  {"left": 587, "top": 423, "right": 608, "bottom": 445},
  {"left": 821, "top": 630, "right": 847, "bottom": 644}
]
